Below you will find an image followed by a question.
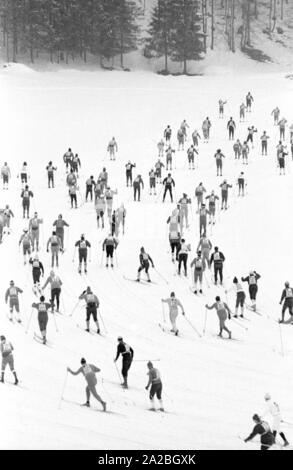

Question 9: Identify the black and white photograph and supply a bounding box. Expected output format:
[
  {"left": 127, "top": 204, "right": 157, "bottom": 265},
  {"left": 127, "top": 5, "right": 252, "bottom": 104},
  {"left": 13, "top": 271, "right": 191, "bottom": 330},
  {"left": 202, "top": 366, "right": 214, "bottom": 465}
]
[{"left": 1, "top": 0, "right": 293, "bottom": 454}]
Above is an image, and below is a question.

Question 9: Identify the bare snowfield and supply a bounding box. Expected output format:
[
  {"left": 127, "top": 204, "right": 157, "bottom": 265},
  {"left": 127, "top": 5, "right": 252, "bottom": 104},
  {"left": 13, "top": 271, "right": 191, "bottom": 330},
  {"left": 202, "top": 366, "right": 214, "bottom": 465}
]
[{"left": 0, "top": 63, "right": 293, "bottom": 450}]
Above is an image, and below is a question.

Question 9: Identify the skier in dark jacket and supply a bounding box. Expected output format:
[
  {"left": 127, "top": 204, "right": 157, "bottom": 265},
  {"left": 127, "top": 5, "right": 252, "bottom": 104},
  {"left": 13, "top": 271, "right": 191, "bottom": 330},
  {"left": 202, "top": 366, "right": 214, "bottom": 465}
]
[
  {"left": 210, "top": 247, "right": 225, "bottom": 285},
  {"left": 137, "top": 247, "right": 154, "bottom": 282},
  {"left": 162, "top": 174, "right": 175, "bottom": 203},
  {"left": 244, "top": 414, "right": 274, "bottom": 450},
  {"left": 114, "top": 336, "right": 134, "bottom": 388}
]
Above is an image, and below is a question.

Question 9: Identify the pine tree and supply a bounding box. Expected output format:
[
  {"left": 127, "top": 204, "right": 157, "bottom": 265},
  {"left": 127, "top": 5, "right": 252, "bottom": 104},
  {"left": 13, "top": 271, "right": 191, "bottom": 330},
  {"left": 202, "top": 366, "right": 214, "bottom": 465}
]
[
  {"left": 146, "top": 0, "right": 174, "bottom": 73},
  {"left": 114, "top": 0, "right": 140, "bottom": 69},
  {"left": 170, "top": 0, "right": 204, "bottom": 74}
]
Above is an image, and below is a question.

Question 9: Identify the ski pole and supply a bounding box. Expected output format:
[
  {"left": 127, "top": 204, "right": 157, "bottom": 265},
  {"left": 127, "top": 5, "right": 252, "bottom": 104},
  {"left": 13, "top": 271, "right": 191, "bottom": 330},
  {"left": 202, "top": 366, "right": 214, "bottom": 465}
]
[
  {"left": 281, "top": 420, "right": 293, "bottom": 426},
  {"left": 114, "top": 361, "right": 122, "bottom": 383},
  {"left": 203, "top": 308, "right": 208, "bottom": 336},
  {"left": 183, "top": 316, "right": 202, "bottom": 338},
  {"left": 161, "top": 302, "right": 166, "bottom": 322},
  {"left": 25, "top": 308, "right": 34, "bottom": 334},
  {"left": 69, "top": 300, "right": 80, "bottom": 317},
  {"left": 58, "top": 370, "right": 68, "bottom": 410},
  {"left": 279, "top": 322, "right": 285, "bottom": 357},
  {"left": 98, "top": 309, "right": 108, "bottom": 334},
  {"left": 100, "top": 250, "right": 104, "bottom": 268},
  {"left": 52, "top": 312, "right": 59, "bottom": 333},
  {"left": 154, "top": 268, "right": 169, "bottom": 285}
]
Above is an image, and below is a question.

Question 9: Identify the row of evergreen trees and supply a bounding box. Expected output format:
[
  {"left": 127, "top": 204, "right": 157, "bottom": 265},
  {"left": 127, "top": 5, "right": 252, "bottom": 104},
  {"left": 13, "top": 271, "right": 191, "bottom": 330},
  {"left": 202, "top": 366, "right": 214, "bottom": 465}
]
[{"left": 0, "top": 0, "right": 205, "bottom": 73}]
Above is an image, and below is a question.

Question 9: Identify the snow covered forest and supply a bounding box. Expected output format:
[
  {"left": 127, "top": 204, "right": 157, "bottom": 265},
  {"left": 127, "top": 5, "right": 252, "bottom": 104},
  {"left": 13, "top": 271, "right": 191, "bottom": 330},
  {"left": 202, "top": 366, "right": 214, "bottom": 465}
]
[{"left": 0, "top": 1, "right": 293, "bottom": 72}]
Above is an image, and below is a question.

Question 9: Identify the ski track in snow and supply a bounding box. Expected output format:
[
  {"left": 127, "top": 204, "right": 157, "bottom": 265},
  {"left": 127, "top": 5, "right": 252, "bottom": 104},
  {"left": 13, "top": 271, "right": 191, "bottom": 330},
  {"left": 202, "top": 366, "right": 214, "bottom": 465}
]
[{"left": 0, "top": 64, "right": 293, "bottom": 450}]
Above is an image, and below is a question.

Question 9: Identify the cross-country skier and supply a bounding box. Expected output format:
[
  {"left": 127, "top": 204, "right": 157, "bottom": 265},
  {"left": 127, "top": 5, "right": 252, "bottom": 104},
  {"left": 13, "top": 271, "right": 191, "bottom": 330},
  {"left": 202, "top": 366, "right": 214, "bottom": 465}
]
[
  {"left": 63, "top": 148, "right": 74, "bottom": 172},
  {"left": 21, "top": 185, "right": 33, "bottom": 219},
  {"left": 247, "top": 126, "right": 257, "bottom": 148},
  {"left": 149, "top": 168, "right": 157, "bottom": 195},
  {"left": 42, "top": 270, "right": 62, "bottom": 313},
  {"left": 241, "top": 270, "right": 261, "bottom": 311},
  {"left": 107, "top": 137, "right": 118, "bottom": 160},
  {"left": 53, "top": 214, "right": 69, "bottom": 251},
  {"left": 47, "top": 231, "right": 62, "bottom": 267},
  {"left": 19, "top": 229, "right": 33, "bottom": 264},
  {"left": 239, "top": 103, "right": 247, "bottom": 122},
  {"left": 278, "top": 148, "right": 287, "bottom": 175},
  {"left": 74, "top": 234, "right": 91, "bottom": 274},
  {"left": 70, "top": 154, "right": 81, "bottom": 175},
  {"left": 192, "top": 129, "right": 201, "bottom": 147},
  {"left": 218, "top": 99, "right": 227, "bottom": 118},
  {"left": 125, "top": 161, "right": 136, "bottom": 187},
  {"left": 46, "top": 161, "right": 57, "bottom": 188},
  {"left": 214, "top": 149, "right": 225, "bottom": 176},
  {"left": 157, "top": 139, "right": 165, "bottom": 157},
  {"left": 133, "top": 175, "right": 144, "bottom": 202},
  {"left": 187, "top": 145, "right": 198, "bottom": 170},
  {"left": 226, "top": 277, "right": 246, "bottom": 318},
  {"left": 114, "top": 336, "right": 134, "bottom": 388},
  {"left": 32, "top": 296, "right": 53, "bottom": 345},
  {"left": 95, "top": 195, "right": 106, "bottom": 229},
  {"left": 0, "top": 210, "right": 4, "bottom": 243},
  {"left": 245, "top": 92, "right": 254, "bottom": 112},
  {"left": 146, "top": 361, "right": 164, "bottom": 411},
  {"left": 67, "top": 358, "right": 106, "bottom": 410},
  {"left": 260, "top": 132, "right": 270, "bottom": 156},
  {"left": 137, "top": 247, "right": 154, "bottom": 282},
  {"left": 155, "top": 159, "right": 164, "bottom": 183},
  {"left": 29, "top": 254, "right": 44, "bottom": 293},
  {"left": 206, "top": 191, "right": 219, "bottom": 225},
  {"left": 0, "top": 336, "right": 18, "bottom": 385},
  {"left": 279, "top": 281, "right": 293, "bottom": 324},
  {"left": 195, "top": 183, "right": 206, "bottom": 211},
  {"left": 69, "top": 183, "right": 79, "bottom": 208},
  {"left": 102, "top": 233, "right": 118, "bottom": 268},
  {"left": 18, "top": 162, "right": 29, "bottom": 187},
  {"left": 79, "top": 287, "right": 100, "bottom": 333},
  {"left": 177, "top": 238, "right": 191, "bottom": 276},
  {"left": 105, "top": 186, "right": 118, "bottom": 219},
  {"left": 66, "top": 169, "right": 77, "bottom": 188},
  {"left": 233, "top": 140, "right": 242, "bottom": 159},
  {"left": 202, "top": 117, "right": 211, "bottom": 143},
  {"left": 199, "top": 203, "right": 210, "bottom": 236},
  {"left": 164, "top": 125, "right": 172, "bottom": 143},
  {"left": 1, "top": 162, "right": 11, "bottom": 189},
  {"left": 5, "top": 281, "right": 23, "bottom": 323},
  {"left": 241, "top": 141, "right": 249, "bottom": 164},
  {"left": 167, "top": 208, "right": 181, "bottom": 259},
  {"left": 165, "top": 145, "right": 175, "bottom": 170},
  {"left": 116, "top": 203, "right": 126, "bottom": 236},
  {"left": 98, "top": 167, "right": 108, "bottom": 192},
  {"left": 3, "top": 205, "right": 14, "bottom": 235},
  {"left": 29, "top": 212, "right": 43, "bottom": 251},
  {"left": 177, "top": 127, "right": 185, "bottom": 151},
  {"left": 178, "top": 193, "right": 191, "bottom": 231},
  {"left": 85, "top": 176, "right": 96, "bottom": 202},
  {"left": 227, "top": 117, "right": 236, "bottom": 140},
  {"left": 243, "top": 414, "right": 274, "bottom": 450},
  {"left": 197, "top": 233, "right": 212, "bottom": 270},
  {"left": 205, "top": 296, "right": 232, "bottom": 338},
  {"left": 261, "top": 393, "right": 289, "bottom": 447},
  {"left": 271, "top": 107, "right": 280, "bottom": 125},
  {"left": 278, "top": 118, "right": 287, "bottom": 141},
  {"left": 237, "top": 172, "right": 246, "bottom": 196},
  {"left": 190, "top": 251, "right": 204, "bottom": 294},
  {"left": 162, "top": 293, "right": 185, "bottom": 335},
  {"left": 94, "top": 178, "right": 103, "bottom": 199},
  {"left": 162, "top": 173, "right": 175, "bottom": 203},
  {"left": 180, "top": 119, "right": 189, "bottom": 141},
  {"left": 111, "top": 210, "right": 118, "bottom": 236},
  {"left": 220, "top": 180, "right": 232, "bottom": 210},
  {"left": 210, "top": 247, "right": 225, "bottom": 285}
]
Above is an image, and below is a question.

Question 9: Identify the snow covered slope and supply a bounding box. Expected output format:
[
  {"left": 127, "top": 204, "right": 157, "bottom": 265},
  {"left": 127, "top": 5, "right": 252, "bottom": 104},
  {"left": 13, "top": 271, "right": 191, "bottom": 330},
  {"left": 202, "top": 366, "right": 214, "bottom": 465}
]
[{"left": 0, "top": 65, "right": 293, "bottom": 449}]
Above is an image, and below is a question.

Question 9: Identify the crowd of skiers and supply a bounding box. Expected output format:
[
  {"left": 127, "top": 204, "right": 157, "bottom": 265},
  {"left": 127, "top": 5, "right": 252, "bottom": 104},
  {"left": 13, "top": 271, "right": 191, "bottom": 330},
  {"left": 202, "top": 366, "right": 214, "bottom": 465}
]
[{"left": 0, "top": 91, "right": 292, "bottom": 443}]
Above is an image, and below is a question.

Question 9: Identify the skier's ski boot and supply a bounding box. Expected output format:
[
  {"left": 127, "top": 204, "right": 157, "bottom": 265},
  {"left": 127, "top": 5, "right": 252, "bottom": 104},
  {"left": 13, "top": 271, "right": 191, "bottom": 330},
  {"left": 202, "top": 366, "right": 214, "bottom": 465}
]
[
  {"left": 97, "top": 328, "right": 100, "bottom": 334},
  {"left": 102, "top": 401, "right": 107, "bottom": 412},
  {"left": 193, "top": 290, "right": 197, "bottom": 295},
  {"left": 84, "top": 270, "right": 87, "bottom": 274},
  {"left": 229, "top": 332, "right": 232, "bottom": 339},
  {"left": 14, "top": 378, "right": 19, "bottom": 386},
  {"left": 284, "top": 441, "right": 290, "bottom": 447},
  {"left": 111, "top": 264, "right": 114, "bottom": 268},
  {"left": 43, "top": 337, "right": 47, "bottom": 345},
  {"left": 199, "top": 289, "right": 202, "bottom": 294},
  {"left": 82, "top": 402, "right": 90, "bottom": 407},
  {"left": 159, "top": 407, "right": 165, "bottom": 412},
  {"left": 106, "top": 264, "right": 108, "bottom": 268}
]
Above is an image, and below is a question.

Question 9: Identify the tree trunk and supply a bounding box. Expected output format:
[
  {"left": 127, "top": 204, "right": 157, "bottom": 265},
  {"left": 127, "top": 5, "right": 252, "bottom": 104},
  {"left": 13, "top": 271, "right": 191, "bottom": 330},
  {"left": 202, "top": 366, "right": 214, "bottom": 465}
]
[
  {"left": 231, "top": 0, "right": 235, "bottom": 52},
  {"left": 246, "top": 0, "right": 251, "bottom": 46},
  {"left": 202, "top": 0, "right": 207, "bottom": 53},
  {"left": 120, "top": 30, "right": 124, "bottom": 68},
  {"left": 183, "top": 58, "right": 187, "bottom": 75},
  {"left": 211, "top": 0, "right": 214, "bottom": 50},
  {"left": 254, "top": 0, "right": 258, "bottom": 19}
]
